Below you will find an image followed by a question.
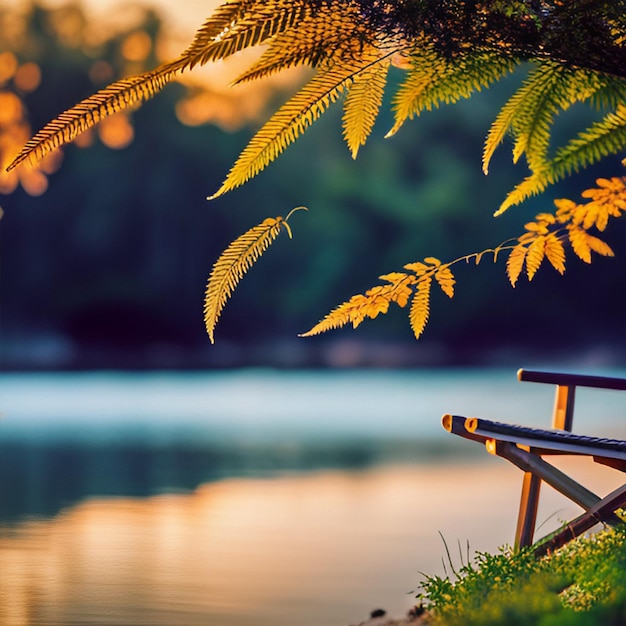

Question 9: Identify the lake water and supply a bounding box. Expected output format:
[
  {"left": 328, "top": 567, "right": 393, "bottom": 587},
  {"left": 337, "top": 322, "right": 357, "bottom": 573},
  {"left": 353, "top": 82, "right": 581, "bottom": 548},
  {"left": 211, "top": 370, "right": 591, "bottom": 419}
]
[{"left": 1, "top": 367, "right": 624, "bottom": 625}]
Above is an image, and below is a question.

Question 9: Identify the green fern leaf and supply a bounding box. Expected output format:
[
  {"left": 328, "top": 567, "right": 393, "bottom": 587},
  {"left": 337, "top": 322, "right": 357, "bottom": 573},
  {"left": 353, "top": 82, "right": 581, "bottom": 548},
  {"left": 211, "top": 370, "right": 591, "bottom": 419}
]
[
  {"left": 549, "top": 104, "right": 626, "bottom": 185},
  {"left": 204, "top": 216, "right": 286, "bottom": 343},
  {"left": 496, "top": 104, "right": 626, "bottom": 215},
  {"left": 342, "top": 55, "right": 390, "bottom": 159},
  {"left": 484, "top": 62, "right": 565, "bottom": 175},
  {"left": 409, "top": 277, "right": 431, "bottom": 340},
  {"left": 7, "top": 60, "right": 183, "bottom": 171},
  {"left": 388, "top": 48, "right": 516, "bottom": 138}
]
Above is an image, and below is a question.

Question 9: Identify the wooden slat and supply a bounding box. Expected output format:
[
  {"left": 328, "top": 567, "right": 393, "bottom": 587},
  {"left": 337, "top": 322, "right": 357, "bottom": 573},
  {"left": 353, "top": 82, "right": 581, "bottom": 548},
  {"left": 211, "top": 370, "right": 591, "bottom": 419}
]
[
  {"left": 464, "top": 417, "right": 626, "bottom": 460},
  {"left": 518, "top": 368, "right": 626, "bottom": 391}
]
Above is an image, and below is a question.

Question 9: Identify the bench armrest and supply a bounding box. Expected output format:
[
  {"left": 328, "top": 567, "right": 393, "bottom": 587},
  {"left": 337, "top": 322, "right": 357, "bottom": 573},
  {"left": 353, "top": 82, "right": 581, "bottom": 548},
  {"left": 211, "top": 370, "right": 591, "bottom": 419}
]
[{"left": 517, "top": 369, "right": 626, "bottom": 392}]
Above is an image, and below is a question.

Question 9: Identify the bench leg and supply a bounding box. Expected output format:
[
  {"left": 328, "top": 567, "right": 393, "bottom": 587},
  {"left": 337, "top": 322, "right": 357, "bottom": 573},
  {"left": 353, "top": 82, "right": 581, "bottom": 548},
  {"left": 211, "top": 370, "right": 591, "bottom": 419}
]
[{"left": 515, "top": 472, "right": 542, "bottom": 550}]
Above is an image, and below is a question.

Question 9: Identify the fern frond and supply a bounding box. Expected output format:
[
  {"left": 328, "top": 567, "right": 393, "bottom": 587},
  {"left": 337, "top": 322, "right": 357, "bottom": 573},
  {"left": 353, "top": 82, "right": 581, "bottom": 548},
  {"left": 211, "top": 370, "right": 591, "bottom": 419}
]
[
  {"left": 525, "top": 235, "right": 546, "bottom": 280},
  {"left": 387, "top": 47, "right": 516, "bottom": 138},
  {"left": 580, "top": 177, "right": 626, "bottom": 229},
  {"left": 495, "top": 105, "right": 626, "bottom": 214},
  {"left": 179, "top": 0, "right": 249, "bottom": 68},
  {"left": 182, "top": 1, "right": 313, "bottom": 70},
  {"left": 484, "top": 62, "right": 565, "bottom": 175},
  {"left": 204, "top": 216, "right": 286, "bottom": 343},
  {"left": 506, "top": 245, "right": 528, "bottom": 287},
  {"left": 210, "top": 50, "right": 390, "bottom": 199},
  {"left": 300, "top": 271, "right": 416, "bottom": 337},
  {"left": 568, "top": 226, "right": 592, "bottom": 263},
  {"left": 409, "top": 277, "right": 432, "bottom": 340},
  {"left": 7, "top": 60, "right": 183, "bottom": 171},
  {"left": 585, "top": 234, "right": 614, "bottom": 257},
  {"left": 233, "top": 4, "right": 362, "bottom": 83},
  {"left": 434, "top": 266, "right": 455, "bottom": 298},
  {"left": 342, "top": 56, "right": 390, "bottom": 159},
  {"left": 549, "top": 104, "right": 626, "bottom": 186},
  {"left": 510, "top": 64, "right": 605, "bottom": 172},
  {"left": 544, "top": 233, "right": 566, "bottom": 274}
]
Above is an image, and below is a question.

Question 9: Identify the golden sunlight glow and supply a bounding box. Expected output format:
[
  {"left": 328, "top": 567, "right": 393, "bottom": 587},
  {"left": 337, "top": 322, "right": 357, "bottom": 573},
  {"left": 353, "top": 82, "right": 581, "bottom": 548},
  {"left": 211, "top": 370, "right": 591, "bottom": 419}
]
[
  {"left": 121, "top": 30, "right": 152, "bottom": 62},
  {"left": 0, "top": 52, "right": 18, "bottom": 85},
  {"left": 98, "top": 112, "right": 134, "bottom": 149},
  {"left": 14, "top": 62, "right": 41, "bottom": 93}
]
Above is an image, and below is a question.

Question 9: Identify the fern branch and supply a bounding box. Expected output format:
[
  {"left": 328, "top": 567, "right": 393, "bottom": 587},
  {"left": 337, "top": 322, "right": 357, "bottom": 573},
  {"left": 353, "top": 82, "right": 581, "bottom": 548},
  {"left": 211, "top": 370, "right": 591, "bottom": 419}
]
[
  {"left": 233, "top": 4, "right": 363, "bottom": 84},
  {"left": 204, "top": 216, "right": 286, "bottom": 343},
  {"left": 181, "top": 0, "right": 313, "bottom": 70},
  {"left": 496, "top": 105, "right": 626, "bottom": 215},
  {"left": 7, "top": 60, "right": 184, "bottom": 171},
  {"left": 483, "top": 62, "right": 566, "bottom": 175},
  {"left": 409, "top": 277, "right": 432, "bottom": 340},
  {"left": 210, "top": 49, "right": 394, "bottom": 199},
  {"left": 342, "top": 56, "right": 391, "bottom": 159},
  {"left": 387, "top": 47, "right": 517, "bottom": 138}
]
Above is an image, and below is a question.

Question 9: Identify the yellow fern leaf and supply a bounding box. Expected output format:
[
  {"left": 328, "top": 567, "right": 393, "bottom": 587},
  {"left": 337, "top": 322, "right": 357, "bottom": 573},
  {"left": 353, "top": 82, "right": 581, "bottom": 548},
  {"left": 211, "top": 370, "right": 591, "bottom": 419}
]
[
  {"left": 389, "top": 47, "right": 515, "bottom": 139},
  {"left": 404, "top": 262, "right": 429, "bottom": 276},
  {"left": 435, "top": 266, "right": 455, "bottom": 298},
  {"left": 234, "top": 4, "right": 361, "bottom": 83},
  {"left": 568, "top": 226, "right": 592, "bottom": 263},
  {"left": 494, "top": 170, "right": 552, "bottom": 216},
  {"left": 580, "top": 177, "right": 626, "bottom": 229},
  {"left": 301, "top": 271, "right": 416, "bottom": 337},
  {"left": 544, "top": 233, "right": 566, "bottom": 274},
  {"left": 204, "top": 216, "right": 286, "bottom": 343},
  {"left": 210, "top": 55, "right": 382, "bottom": 199},
  {"left": 585, "top": 234, "right": 615, "bottom": 257},
  {"left": 482, "top": 64, "right": 563, "bottom": 174},
  {"left": 506, "top": 245, "right": 528, "bottom": 287},
  {"left": 409, "top": 277, "right": 431, "bottom": 340},
  {"left": 183, "top": 1, "right": 312, "bottom": 69},
  {"left": 378, "top": 272, "right": 416, "bottom": 307},
  {"left": 525, "top": 235, "right": 546, "bottom": 280},
  {"left": 7, "top": 60, "right": 183, "bottom": 171},
  {"left": 342, "top": 55, "right": 391, "bottom": 159},
  {"left": 554, "top": 197, "right": 578, "bottom": 223}
]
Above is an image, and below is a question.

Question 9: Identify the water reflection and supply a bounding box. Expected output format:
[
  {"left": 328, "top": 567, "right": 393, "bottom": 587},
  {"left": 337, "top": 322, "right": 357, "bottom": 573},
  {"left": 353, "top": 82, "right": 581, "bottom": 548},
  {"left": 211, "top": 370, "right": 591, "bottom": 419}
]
[{"left": 2, "top": 460, "right": 622, "bottom": 626}]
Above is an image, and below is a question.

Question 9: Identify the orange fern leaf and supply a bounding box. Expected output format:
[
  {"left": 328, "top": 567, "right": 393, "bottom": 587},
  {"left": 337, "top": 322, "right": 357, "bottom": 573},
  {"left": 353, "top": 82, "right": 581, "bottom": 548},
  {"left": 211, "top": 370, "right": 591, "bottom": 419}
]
[
  {"left": 585, "top": 234, "right": 615, "bottom": 257},
  {"left": 568, "top": 226, "right": 592, "bottom": 263},
  {"left": 506, "top": 245, "right": 528, "bottom": 286},
  {"left": 435, "top": 266, "right": 455, "bottom": 298},
  {"left": 409, "top": 277, "right": 432, "bottom": 340},
  {"left": 204, "top": 216, "right": 286, "bottom": 343},
  {"left": 525, "top": 235, "right": 546, "bottom": 280},
  {"left": 301, "top": 271, "right": 416, "bottom": 337},
  {"left": 544, "top": 232, "right": 566, "bottom": 274}
]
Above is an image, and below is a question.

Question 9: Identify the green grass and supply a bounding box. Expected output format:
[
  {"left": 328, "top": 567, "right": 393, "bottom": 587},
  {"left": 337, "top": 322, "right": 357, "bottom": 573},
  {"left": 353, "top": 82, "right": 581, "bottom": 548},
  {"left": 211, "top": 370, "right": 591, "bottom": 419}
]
[{"left": 419, "top": 525, "right": 626, "bottom": 626}]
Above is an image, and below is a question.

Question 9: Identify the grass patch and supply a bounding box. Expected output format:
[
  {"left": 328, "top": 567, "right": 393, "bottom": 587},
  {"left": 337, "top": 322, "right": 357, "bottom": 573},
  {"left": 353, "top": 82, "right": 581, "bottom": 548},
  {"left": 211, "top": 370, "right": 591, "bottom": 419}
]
[{"left": 419, "top": 525, "right": 626, "bottom": 625}]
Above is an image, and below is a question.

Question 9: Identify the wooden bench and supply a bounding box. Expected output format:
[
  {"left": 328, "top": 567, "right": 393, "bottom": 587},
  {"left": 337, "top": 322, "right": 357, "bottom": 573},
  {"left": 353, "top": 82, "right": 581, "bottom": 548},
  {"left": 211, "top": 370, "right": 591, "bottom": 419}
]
[{"left": 442, "top": 368, "right": 626, "bottom": 556}]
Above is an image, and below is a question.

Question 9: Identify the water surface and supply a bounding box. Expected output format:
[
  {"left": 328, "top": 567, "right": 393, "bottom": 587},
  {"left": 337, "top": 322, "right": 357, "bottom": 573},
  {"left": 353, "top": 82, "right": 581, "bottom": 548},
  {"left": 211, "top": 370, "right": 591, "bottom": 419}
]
[{"left": 1, "top": 368, "right": 624, "bottom": 625}]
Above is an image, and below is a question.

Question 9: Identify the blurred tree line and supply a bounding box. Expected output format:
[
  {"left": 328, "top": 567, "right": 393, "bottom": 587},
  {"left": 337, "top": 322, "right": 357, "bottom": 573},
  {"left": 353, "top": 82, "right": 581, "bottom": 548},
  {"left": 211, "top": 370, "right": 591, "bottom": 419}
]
[{"left": 1, "top": 2, "right": 624, "bottom": 370}]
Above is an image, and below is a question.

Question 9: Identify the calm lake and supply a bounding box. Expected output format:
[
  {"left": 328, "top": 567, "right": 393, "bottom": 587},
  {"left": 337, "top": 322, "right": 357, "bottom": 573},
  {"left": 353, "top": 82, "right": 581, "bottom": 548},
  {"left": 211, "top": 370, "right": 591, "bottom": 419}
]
[{"left": 1, "top": 367, "right": 624, "bottom": 625}]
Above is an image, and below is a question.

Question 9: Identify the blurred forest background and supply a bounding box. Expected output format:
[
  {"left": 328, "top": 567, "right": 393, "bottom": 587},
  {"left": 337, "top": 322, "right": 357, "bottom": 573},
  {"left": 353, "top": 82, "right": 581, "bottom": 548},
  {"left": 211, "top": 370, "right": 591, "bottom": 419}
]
[{"left": 1, "top": 1, "right": 625, "bottom": 371}]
